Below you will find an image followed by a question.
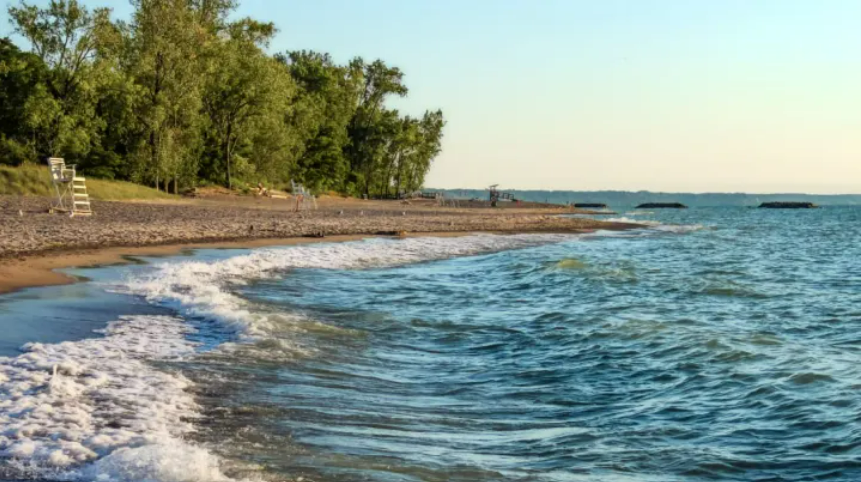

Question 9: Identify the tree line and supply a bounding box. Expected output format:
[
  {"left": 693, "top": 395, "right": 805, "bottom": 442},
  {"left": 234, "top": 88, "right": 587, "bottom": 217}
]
[{"left": 0, "top": 0, "right": 444, "bottom": 196}]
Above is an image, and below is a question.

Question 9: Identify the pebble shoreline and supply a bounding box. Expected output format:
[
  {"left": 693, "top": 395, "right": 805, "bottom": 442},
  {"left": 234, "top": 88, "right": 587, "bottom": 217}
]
[{"left": 0, "top": 196, "right": 633, "bottom": 259}]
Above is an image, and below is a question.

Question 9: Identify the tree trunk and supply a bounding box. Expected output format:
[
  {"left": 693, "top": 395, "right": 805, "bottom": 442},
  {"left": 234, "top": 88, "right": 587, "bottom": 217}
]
[
  {"left": 385, "top": 152, "right": 399, "bottom": 197},
  {"left": 396, "top": 164, "right": 402, "bottom": 195},
  {"left": 224, "top": 124, "right": 232, "bottom": 189},
  {"left": 150, "top": 53, "right": 162, "bottom": 193},
  {"left": 150, "top": 130, "right": 159, "bottom": 191}
]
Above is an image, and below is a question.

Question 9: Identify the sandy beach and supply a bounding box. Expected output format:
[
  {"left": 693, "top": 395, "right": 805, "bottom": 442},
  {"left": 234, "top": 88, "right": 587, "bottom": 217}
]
[{"left": 0, "top": 194, "right": 634, "bottom": 294}]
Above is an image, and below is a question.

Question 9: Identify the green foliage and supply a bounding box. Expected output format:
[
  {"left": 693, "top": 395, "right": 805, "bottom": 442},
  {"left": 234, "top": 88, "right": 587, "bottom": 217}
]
[
  {"left": 281, "top": 50, "right": 361, "bottom": 192},
  {"left": 0, "top": 38, "right": 47, "bottom": 164},
  {"left": 202, "top": 21, "right": 294, "bottom": 188},
  {"left": 6, "top": 0, "right": 116, "bottom": 160},
  {"left": 1, "top": 0, "right": 444, "bottom": 196}
]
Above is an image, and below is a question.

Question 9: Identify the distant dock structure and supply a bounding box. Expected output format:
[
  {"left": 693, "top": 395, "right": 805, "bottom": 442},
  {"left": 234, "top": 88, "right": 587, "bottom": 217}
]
[
  {"left": 488, "top": 184, "right": 515, "bottom": 206},
  {"left": 759, "top": 202, "right": 817, "bottom": 209},
  {"left": 636, "top": 202, "right": 688, "bottom": 209}
]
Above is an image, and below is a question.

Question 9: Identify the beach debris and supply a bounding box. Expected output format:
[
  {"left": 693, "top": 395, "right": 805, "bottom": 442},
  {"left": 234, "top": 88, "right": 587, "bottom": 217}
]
[
  {"left": 402, "top": 211, "right": 406, "bottom": 216},
  {"left": 338, "top": 210, "right": 344, "bottom": 216},
  {"left": 18, "top": 209, "right": 23, "bottom": 217},
  {"left": 255, "top": 182, "right": 269, "bottom": 197}
]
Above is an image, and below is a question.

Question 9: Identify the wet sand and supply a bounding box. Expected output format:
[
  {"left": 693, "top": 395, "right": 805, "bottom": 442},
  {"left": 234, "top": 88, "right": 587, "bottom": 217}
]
[{"left": 0, "top": 195, "right": 635, "bottom": 294}]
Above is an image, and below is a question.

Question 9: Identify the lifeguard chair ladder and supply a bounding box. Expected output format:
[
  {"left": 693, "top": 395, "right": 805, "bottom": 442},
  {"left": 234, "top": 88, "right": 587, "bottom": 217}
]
[
  {"left": 47, "top": 157, "right": 92, "bottom": 216},
  {"left": 290, "top": 180, "right": 318, "bottom": 211}
]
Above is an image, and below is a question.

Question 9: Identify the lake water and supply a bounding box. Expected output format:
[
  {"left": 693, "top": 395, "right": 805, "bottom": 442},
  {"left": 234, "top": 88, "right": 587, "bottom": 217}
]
[{"left": 1, "top": 207, "right": 860, "bottom": 482}]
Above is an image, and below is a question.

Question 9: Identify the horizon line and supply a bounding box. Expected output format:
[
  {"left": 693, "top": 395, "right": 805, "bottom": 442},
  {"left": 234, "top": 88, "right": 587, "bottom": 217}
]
[{"left": 426, "top": 188, "right": 861, "bottom": 197}]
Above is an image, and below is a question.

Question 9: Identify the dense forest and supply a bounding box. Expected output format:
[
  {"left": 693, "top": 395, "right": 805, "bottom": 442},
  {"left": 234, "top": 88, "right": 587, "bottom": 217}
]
[{"left": 0, "top": 0, "right": 444, "bottom": 196}]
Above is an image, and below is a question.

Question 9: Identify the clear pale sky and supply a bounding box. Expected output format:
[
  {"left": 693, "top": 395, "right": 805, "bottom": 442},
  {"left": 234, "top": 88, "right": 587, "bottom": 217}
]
[{"left": 3, "top": 1, "right": 860, "bottom": 193}]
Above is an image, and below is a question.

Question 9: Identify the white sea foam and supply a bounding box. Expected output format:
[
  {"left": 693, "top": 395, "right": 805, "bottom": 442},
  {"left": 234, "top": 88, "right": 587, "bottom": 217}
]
[
  {"left": 121, "top": 234, "right": 576, "bottom": 338},
  {"left": 653, "top": 223, "right": 707, "bottom": 233},
  {"left": 606, "top": 217, "right": 706, "bottom": 233},
  {"left": 1, "top": 234, "right": 588, "bottom": 479},
  {"left": 0, "top": 315, "right": 238, "bottom": 481},
  {"left": 0, "top": 235, "right": 589, "bottom": 480},
  {"left": 606, "top": 217, "right": 662, "bottom": 226}
]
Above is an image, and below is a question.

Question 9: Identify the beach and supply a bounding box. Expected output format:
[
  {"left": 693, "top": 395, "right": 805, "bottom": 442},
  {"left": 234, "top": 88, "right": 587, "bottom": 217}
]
[
  {"left": 3, "top": 206, "right": 859, "bottom": 482},
  {"left": 0, "top": 194, "right": 633, "bottom": 294}
]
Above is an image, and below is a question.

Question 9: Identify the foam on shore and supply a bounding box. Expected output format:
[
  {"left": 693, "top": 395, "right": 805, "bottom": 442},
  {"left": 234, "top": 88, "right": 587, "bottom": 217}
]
[
  {"left": 0, "top": 234, "right": 577, "bottom": 479},
  {"left": 122, "top": 234, "right": 577, "bottom": 338},
  {"left": 0, "top": 315, "right": 240, "bottom": 481},
  {"left": 606, "top": 217, "right": 706, "bottom": 234}
]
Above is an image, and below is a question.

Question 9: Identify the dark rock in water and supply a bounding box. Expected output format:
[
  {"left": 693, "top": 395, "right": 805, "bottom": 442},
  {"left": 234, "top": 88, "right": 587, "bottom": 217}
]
[
  {"left": 759, "top": 202, "right": 817, "bottom": 209},
  {"left": 574, "top": 203, "right": 608, "bottom": 208},
  {"left": 636, "top": 203, "right": 688, "bottom": 209}
]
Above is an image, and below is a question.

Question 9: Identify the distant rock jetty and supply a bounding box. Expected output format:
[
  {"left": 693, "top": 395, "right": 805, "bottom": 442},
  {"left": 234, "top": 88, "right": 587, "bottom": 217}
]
[
  {"left": 636, "top": 203, "right": 688, "bottom": 209},
  {"left": 574, "top": 203, "right": 608, "bottom": 208},
  {"left": 759, "top": 202, "right": 818, "bottom": 209}
]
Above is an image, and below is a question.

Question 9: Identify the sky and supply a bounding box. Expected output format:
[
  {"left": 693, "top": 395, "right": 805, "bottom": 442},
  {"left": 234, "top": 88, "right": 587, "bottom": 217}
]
[{"left": 3, "top": 0, "right": 860, "bottom": 193}]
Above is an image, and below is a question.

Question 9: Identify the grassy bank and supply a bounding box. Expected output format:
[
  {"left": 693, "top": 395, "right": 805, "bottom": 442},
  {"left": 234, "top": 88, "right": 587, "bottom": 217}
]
[{"left": 0, "top": 164, "right": 175, "bottom": 201}]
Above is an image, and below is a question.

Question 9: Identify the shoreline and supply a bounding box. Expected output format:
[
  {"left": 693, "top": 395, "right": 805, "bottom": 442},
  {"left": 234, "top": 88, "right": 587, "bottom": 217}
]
[
  {"left": 0, "top": 228, "right": 621, "bottom": 295},
  {"left": 0, "top": 234, "right": 369, "bottom": 295},
  {"left": 0, "top": 194, "right": 638, "bottom": 295}
]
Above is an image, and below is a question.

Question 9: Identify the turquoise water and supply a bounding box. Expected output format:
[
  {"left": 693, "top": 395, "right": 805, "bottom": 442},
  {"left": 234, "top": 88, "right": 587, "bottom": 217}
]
[{"left": 1, "top": 207, "right": 860, "bottom": 481}]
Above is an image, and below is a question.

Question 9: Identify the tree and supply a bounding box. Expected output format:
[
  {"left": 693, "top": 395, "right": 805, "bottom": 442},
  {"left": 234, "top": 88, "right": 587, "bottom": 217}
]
[
  {"left": 189, "top": 0, "right": 237, "bottom": 31},
  {"left": 0, "top": 0, "right": 445, "bottom": 195},
  {"left": 126, "top": 0, "right": 209, "bottom": 191},
  {"left": 7, "top": 0, "right": 115, "bottom": 160},
  {"left": 0, "top": 38, "right": 48, "bottom": 164},
  {"left": 345, "top": 59, "right": 408, "bottom": 196},
  {"left": 387, "top": 116, "right": 419, "bottom": 196},
  {"left": 406, "top": 109, "right": 445, "bottom": 192},
  {"left": 201, "top": 19, "right": 294, "bottom": 188},
  {"left": 281, "top": 50, "right": 361, "bottom": 192},
  {"left": 375, "top": 109, "right": 445, "bottom": 196}
]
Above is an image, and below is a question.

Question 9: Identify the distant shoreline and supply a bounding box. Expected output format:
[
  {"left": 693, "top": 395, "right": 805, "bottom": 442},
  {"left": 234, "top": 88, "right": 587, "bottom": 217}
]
[
  {"left": 427, "top": 189, "right": 861, "bottom": 207},
  {"left": 0, "top": 195, "right": 637, "bottom": 295}
]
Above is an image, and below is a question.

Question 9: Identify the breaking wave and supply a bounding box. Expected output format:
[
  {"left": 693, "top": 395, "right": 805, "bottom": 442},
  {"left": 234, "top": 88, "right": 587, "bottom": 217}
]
[
  {"left": 606, "top": 217, "right": 706, "bottom": 233},
  {"left": 0, "top": 315, "right": 239, "bottom": 481},
  {"left": 1, "top": 234, "right": 579, "bottom": 480},
  {"left": 121, "top": 234, "right": 577, "bottom": 338}
]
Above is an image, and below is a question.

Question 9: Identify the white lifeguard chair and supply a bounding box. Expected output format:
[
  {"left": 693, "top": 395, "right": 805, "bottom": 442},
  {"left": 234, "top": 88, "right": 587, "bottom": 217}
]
[
  {"left": 290, "top": 180, "right": 317, "bottom": 212},
  {"left": 47, "top": 157, "right": 92, "bottom": 216}
]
